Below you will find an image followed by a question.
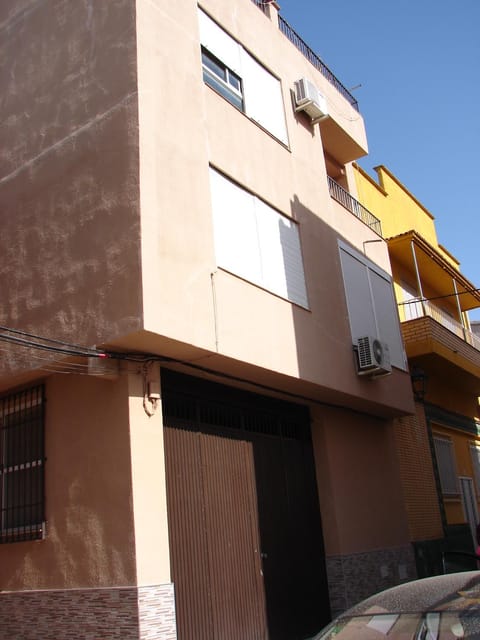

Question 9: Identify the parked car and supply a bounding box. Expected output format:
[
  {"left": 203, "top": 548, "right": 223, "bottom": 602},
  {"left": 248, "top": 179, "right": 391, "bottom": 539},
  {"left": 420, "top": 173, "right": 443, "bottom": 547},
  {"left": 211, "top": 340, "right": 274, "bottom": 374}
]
[{"left": 314, "top": 571, "right": 480, "bottom": 639}]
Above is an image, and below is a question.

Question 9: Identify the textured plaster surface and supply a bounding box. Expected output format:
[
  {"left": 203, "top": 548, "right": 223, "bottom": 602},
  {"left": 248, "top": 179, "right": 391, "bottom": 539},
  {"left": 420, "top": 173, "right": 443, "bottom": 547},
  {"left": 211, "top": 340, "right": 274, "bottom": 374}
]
[{"left": 0, "top": 0, "right": 142, "bottom": 378}]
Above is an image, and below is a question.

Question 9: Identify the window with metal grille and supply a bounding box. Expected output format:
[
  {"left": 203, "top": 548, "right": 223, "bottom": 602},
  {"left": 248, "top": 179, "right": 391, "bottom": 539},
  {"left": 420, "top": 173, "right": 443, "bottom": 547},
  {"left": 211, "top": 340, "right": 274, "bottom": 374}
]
[
  {"left": 0, "top": 385, "right": 45, "bottom": 543},
  {"left": 433, "top": 436, "right": 459, "bottom": 496}
]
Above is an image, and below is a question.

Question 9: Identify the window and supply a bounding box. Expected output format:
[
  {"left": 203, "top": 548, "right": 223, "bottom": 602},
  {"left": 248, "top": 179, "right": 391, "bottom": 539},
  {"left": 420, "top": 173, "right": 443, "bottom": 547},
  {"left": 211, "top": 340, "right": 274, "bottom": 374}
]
[
  {"left": 399, "top": 281, "right": 423, "bottom": 321},
  {"left": 339, "top": 241, "right": 407, "bottom": 370},
  {"left": 0, "top": 385, "right": 45, "bottom": 542},
  {"left": 209, "top": 167, "right": 308, "bottom": 307},
  {"left": 202, "top": 48, "right": 243, "bottom": 110},
  {"left": 470, "top": 445, "right": 480, "bottom": 496},
  {"left": 198, "top": 8, "right": 288, "bottom": 144},
  {"left": 433, "top": 436, "right": 458, "bottom": 496}
]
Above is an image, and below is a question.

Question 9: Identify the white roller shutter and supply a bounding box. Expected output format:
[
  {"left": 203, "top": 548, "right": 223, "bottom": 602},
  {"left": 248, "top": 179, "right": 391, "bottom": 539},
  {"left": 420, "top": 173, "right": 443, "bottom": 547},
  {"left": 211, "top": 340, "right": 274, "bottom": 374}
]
[
  {"left": 339, "top": 248, "right": 377, "bottom": 340},
  {"left": 198, "top": 9, "right": 241, "bottom": 74},
  {"left": 369, "top": 270, "right": 407, "bottom": 369},
  {"left": 209, "top": 169, "right": 262, "bottom": 285},
  {"left": 240, "top": 50, "right": 288, "bottom": 144},
  {"left": 339, "top": 241, "right": 407, "bottom": 371},
  {"left": 209, "top": 169, "right": 308, "bottom": 307},
  {"left": 255, "top": 199, "right": 307, "bottom": 306}
]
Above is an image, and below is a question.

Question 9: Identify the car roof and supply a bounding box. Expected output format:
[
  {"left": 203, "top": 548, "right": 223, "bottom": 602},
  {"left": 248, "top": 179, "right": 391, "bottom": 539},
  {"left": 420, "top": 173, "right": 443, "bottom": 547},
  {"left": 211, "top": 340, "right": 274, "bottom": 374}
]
[{"left": 342, "top": 571, "right": 480, "bottom": 617}]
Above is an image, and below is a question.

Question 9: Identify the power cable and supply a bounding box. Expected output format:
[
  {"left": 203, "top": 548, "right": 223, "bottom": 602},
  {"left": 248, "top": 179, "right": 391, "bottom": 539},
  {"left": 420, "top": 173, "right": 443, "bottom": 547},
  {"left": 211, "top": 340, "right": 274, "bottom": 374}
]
[{"left": 399, "top": 287, "right": 480, "bottom": 305}]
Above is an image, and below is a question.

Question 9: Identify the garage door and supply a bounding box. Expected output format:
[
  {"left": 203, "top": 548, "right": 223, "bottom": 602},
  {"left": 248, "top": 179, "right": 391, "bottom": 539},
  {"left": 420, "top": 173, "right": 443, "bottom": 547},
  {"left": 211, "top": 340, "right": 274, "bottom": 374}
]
[{"left": 162, "top": 371, "right": 330, "bottom": 640}]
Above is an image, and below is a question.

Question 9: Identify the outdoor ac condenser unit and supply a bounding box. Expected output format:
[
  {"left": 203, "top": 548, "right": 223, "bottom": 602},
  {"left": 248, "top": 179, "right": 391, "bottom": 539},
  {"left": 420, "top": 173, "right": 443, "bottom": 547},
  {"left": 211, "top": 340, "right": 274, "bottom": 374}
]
[
  {"left": 355, "top": 336, "right": 392, "bottom": 377},
  {"left": 294, "top": 77, "right": 328, "bottom": 121}
]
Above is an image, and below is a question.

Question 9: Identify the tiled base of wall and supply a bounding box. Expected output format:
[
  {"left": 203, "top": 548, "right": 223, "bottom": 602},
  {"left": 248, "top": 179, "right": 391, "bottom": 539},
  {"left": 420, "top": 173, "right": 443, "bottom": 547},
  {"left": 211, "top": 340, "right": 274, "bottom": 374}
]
[
  {"left": 326, "top": 544, "right": 417, "bottom": 617},
  {"left": 0, "top": 583, "right": 176, "bottom": 640}
]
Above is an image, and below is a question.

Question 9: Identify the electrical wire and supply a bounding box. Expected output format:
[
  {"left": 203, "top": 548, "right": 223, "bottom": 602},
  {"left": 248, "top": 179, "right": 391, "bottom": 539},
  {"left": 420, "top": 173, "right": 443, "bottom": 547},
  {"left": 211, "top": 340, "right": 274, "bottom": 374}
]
[
  {"left": 398, "top": 287, "right": 480, "bottom": 305},
  {"left": 0, "top": 325, "right": 396, "bottom": 416},
  {"left": 0, "top": 344, "right": 118, "bottom": 377},
  {"left": 0, "top": 325, "right": 107, "bottom": 358}
]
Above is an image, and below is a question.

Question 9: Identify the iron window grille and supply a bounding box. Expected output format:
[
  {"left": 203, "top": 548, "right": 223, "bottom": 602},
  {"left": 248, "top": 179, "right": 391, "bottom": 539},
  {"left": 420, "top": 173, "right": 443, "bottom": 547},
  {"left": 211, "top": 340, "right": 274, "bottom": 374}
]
[{"left": 0, "top": 384, "right": 45, "bottom": 543}]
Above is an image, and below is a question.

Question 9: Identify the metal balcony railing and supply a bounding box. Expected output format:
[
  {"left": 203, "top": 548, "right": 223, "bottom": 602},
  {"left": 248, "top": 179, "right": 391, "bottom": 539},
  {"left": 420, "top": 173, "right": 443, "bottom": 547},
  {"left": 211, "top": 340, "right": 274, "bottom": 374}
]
[
  {"left": 327, "top": 177, "right": 382, "bottom": 236},
  {"left": 249, "top": 0, "right": 359, "bottom": 111},
  {"left": 278, "top": 16, "right": 359, "bottom": 112},
  {"left": 400, "top": 298, "right": 480, "bottom": 353},
  {"left": 250, "top": 0, "right": 269, "bottom": 14}
]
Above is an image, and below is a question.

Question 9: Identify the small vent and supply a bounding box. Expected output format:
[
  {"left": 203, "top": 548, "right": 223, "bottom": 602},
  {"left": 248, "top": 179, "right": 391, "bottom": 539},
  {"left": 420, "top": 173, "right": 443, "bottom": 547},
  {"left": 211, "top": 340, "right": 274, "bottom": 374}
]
[{"left": 355, "top": 336, "right": 392, "bottom": 377}]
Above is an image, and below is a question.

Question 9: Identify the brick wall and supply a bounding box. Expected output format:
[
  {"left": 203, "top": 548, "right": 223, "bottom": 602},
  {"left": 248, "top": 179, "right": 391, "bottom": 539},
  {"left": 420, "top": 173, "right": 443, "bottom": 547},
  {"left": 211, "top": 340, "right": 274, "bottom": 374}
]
[
  {"left": 0, "top": 584, "right": 176, "bottom": 640},
  {"left": 402, "top": 317, "right": 480, "bottom": 370},
  {"left": 394, "top": 403, "right": 443, "bottom": 542}
]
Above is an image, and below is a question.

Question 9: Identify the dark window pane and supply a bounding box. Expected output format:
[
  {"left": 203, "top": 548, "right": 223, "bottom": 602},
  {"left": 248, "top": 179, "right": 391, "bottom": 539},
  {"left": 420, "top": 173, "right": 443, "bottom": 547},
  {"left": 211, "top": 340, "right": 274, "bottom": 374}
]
[
  {"left": 228, "top": 71, "right": 241, "bottom": 92},
  {"left": 202, "top": 50, "right": 227, "bottom": 81},
  {"left": 203, "top": 69, "right": 243, "bottom": 110},
  {"left": 4, "top": 406, "right": 43, "bottom": 466},
  {"left": 3, "top": 466, "right": 43, "bottom": 529}
]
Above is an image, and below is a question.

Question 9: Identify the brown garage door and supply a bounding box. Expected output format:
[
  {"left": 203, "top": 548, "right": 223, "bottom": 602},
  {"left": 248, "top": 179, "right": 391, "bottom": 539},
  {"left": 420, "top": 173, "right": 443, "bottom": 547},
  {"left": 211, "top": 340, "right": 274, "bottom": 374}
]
[{"left": 162, "top": 371, "right": 330, "bottom": 640}]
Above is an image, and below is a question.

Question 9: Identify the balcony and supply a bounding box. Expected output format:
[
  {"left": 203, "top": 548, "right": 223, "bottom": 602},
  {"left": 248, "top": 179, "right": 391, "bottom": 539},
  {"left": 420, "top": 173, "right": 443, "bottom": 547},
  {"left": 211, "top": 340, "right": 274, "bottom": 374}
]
[
  {"left": 328, "top": 177, "right": 382, "bottom": 235},
  {"left": 402, "top": 299, "right": 480, "bottom": 350},
  {"left": 277, "top": 16, "right": 359, "bottom": 111},
  {"left": 250, "top": 0, "right": 269, "bottom": 14},
  {"left": 250, "top": 0, "right": 359, "bottom": 111},
  {"left": 400, "top": 300, "right": 480, "bottom": 386}
]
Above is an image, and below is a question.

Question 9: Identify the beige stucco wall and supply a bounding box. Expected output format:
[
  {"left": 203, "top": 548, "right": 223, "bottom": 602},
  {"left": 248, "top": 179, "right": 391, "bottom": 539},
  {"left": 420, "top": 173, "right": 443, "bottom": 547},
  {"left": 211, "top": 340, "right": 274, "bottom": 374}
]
[
  {"left": 128, "top": 365, "right": 171, "bottom": 586},
  {"left": 0, "top": 0, "right": 413, "bottom": 417},
  {"left": 0, "top": 1, "right": 416, "bottom": 605},
  {"left": 136, "top": 0, "right": 217, "bottom": 351},
  {"left": 0, "top": 374, "right": 136, "bottom": 590},
  {"left": 0, "top": 369, "right": 171, "bottom": 592},
  {"left": 0, "top": 1, "right": 143, "bottom": 381},
  {"left": 1, "top": 0, "right": 413, "bottom": 414},
  {"left": 133, "top": 0, "right": 413, "bottom": 418},
  {"left": 312, "top": 405, "right": 409, "bottom": 555}
]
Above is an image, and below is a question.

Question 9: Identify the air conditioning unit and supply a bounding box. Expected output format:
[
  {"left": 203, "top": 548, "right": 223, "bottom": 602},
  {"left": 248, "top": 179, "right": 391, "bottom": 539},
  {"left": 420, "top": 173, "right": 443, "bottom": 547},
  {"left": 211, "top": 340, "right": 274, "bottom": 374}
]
[
  {"left": 294, "top": 77, "right": 328, "bottom": 122},
  {"left": 355, "top": 336, "right": 392, "bottom": 377}
]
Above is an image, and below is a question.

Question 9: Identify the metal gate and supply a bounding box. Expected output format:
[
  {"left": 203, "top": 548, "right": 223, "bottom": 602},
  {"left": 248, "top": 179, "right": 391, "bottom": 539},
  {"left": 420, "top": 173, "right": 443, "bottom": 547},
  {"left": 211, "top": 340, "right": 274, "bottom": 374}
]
[{"left": 162, "top": 371, "right": 330, "bottom": 640}]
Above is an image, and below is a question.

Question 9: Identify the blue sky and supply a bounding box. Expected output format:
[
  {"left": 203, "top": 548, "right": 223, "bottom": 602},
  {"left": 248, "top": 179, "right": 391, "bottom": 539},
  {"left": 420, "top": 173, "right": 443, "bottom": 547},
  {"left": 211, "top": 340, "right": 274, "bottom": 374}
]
[{"left": 278, "top": 0, "right": 480, "bottom": 319}]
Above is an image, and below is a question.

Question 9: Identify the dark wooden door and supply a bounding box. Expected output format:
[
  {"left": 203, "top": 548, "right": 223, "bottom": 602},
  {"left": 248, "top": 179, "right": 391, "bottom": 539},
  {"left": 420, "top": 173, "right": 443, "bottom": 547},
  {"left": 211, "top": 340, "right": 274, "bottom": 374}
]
[
  {"left": 253, "top": 433, "right": 330, "bottom": 639},
  {"left": 163, "top": 372, "right": 330, "bottom": 640}
]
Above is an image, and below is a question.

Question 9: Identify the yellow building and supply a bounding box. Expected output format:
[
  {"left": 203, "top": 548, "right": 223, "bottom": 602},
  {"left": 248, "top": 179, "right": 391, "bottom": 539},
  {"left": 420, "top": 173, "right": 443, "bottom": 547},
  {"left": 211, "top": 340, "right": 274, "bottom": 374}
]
[{"left": 355, "top": 164, "right": 480, "bottom": 574}]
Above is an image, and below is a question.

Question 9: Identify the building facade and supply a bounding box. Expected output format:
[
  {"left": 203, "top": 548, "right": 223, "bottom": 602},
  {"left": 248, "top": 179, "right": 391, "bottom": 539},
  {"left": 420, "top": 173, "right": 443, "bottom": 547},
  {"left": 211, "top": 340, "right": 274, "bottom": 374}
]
[
  {"left": 1, "top": 1, "right": 415, "bottom": 638},
  {"left": 355, "top": 164, "right": 480, "bottom": 575}
]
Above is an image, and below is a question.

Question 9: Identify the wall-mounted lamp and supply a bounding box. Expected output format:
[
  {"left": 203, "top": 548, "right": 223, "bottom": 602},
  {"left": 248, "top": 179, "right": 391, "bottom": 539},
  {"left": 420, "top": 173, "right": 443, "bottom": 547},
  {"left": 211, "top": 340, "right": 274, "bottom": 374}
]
[{"left": 410, "top": 366, "right": 427, "bottom": 402}]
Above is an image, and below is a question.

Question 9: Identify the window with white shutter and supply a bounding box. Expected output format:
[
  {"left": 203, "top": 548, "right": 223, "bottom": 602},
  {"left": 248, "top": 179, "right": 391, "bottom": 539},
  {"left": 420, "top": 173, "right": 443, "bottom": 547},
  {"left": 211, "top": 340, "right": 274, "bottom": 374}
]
[
  {"left": 198, "top": 9, "right": 288, "bottom": 144},
  {"left": 338, "top": 240, "right": 407, "bottom": 370},
  {"left": 209, "top": 168, "right": 308, "bottom": 307}
]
